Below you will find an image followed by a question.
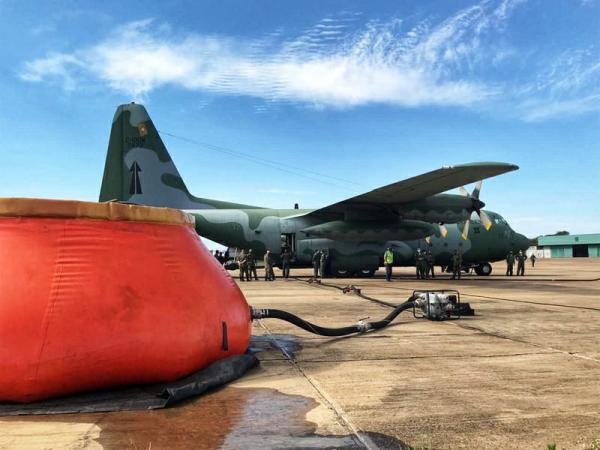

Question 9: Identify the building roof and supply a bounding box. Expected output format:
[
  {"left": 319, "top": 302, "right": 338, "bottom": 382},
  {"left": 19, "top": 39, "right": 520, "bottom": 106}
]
[{"left": 538, "top": 233, "right": 600, "bottom": 246}]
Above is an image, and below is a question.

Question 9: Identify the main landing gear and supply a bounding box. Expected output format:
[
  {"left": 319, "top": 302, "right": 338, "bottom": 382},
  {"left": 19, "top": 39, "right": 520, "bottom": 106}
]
[
  {"left": 474, "top": 263, "right": 492, "bottom": 276},
  {"left": 444, "top": 262, "right": 493, "bottom": 276},
  {"left": 333, "top": 268, "right": 376, "bottom": 278}
]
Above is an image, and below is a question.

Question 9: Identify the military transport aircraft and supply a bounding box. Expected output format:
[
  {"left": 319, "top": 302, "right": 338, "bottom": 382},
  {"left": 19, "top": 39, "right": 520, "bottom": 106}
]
[{"left": 99, "top": 103, "right": 529, "bottom": 277}]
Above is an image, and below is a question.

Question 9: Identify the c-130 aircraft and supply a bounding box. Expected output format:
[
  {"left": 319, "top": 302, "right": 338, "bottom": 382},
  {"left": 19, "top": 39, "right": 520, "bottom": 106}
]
[{"left": 100, "top": 103, "right": 529, "bottom": 277}]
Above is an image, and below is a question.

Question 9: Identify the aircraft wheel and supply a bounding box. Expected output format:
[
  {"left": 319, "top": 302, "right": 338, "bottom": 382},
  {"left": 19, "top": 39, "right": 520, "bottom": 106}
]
[
  {"left": 334, "top": 268, "right": 352, "bottom": 278},
  {"left": 476, "top": 263, "right": 492, "bottom": 276},
  {"left": 355, "top": 268, "right": 375, "bottom": 278}
]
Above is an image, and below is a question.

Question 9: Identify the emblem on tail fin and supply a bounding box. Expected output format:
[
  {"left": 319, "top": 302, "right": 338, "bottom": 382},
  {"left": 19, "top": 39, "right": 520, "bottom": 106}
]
[{"left": 138, "top": 123, "right": 148, "bottom": 137}]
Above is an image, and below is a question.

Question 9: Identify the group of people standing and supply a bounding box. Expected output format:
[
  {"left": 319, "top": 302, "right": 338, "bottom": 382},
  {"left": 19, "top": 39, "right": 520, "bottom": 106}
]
[
  {"left": 227, "top": 246, "right": 537, "bottom": 282},
  {"left": 211, "top": 249, "right": 229, "bottom": 264},
  {"left": 384, "top": 247, "right": 534, "bottom": 281},
  {"left": 311, "top": 249, "right": 329, "bottom": 278},
  {"left": 505, "top": 250, "right": 532, "bottom": 276},
  {"left": 415, "top": 248, "right": 436, "bottom": 279},
  {"left": 384, "top": 247, "right": 457, "bottom": 281},
  {"left": 236, "top": 247, "right": 294, "bottom": 281}
]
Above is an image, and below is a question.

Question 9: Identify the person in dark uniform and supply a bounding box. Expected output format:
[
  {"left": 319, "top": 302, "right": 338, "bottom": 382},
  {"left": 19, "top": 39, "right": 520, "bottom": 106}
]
[
  {"left": 247, "top": 249, "right": 259, "bottom": 280},
  {"left": 506, "top": 251, "right": 515, "bottom": 276},
  {"left": 516, "top": 250, "right": 527, "bottom": 276},
  {"left": 319, "top": 250, "right": 329, "bottom": 278},
  {"left": 426, "top": 250, "right": 435, "bottom": 279},
  {"left": 264, "top": 250, "right": 275, "bottom": 281},
  {"left": 530, "top": 254, "right": 536, "bottom": 268},
  {"left": 312, "top": 249, "right": 321, "bottom": 278},
  {"left": 415, "top": 249, "right": 422, "bottom": 279},
  {"left": 281, "top": 247, "right": 292, "bottom": 279},
  {"left": 452, "top": 249, "right": 462, "bottom": 280},
  {"left": 237, "top": 249, "right": 248, "bottom": 281}
]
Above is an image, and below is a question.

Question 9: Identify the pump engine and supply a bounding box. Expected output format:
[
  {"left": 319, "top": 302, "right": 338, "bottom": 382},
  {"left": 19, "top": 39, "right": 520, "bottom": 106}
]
[{"left": 412, "top": 290, "right": 474, "bottom": 320}]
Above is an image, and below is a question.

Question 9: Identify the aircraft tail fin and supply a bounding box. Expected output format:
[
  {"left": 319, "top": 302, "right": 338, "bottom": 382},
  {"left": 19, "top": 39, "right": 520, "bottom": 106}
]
[{"left": 99, "top": 103, "right": 259, "bottom": 210}]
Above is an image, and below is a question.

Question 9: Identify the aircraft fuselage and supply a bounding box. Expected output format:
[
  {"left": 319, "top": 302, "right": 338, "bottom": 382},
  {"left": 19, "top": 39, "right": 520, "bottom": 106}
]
[{"left": 189, "top": 203, "right": 529, "bottom": 275}]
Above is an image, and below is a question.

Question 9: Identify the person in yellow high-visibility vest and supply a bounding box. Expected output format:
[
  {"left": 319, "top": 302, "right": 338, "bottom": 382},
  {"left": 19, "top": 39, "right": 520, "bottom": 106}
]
[{"left": 383, "top": 247, "right": 394, "bottom": 282}]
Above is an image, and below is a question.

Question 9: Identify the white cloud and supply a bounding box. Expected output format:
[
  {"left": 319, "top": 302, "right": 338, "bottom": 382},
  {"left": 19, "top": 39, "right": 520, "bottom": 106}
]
[
  {"left": 20, "top": 53, "right": 82, "bottom": 90},
  {"left": 516, "top": 49, "right": 600, "bottom": 121},
  {"left": 18, "top": 8, "right": 500, "bottom": 108},
  {"left": 519, "top": 94, "right": 600, "bottom": 122},
  {"left": 17, "top": 1, "right": 600, "bottom": 121}
]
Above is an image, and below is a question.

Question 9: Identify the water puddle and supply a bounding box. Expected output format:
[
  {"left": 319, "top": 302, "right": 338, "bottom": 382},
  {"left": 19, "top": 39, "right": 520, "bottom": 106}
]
[{"left": 1, "top": 387, "right": 409, "bottom": 449}]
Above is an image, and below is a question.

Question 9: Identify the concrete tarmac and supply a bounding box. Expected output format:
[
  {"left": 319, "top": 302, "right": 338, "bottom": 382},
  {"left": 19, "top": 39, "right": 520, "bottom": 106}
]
[{"left": 1, "top": 259, "right": 600, "bottom": 449}]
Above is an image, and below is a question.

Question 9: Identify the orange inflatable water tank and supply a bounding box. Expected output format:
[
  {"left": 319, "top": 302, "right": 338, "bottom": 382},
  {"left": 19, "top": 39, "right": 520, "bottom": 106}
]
[{"left": 0, "top": 198, "right": 251, "bottom": 403}]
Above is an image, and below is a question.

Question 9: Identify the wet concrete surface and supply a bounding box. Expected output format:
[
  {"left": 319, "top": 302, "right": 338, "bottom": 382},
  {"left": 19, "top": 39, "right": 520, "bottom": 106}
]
[
  {"left": 249, "top": 334, "right": 302, "bottom": 359},
  {"left": 0, "top": 379, "right": 408, "bottom": 449}
]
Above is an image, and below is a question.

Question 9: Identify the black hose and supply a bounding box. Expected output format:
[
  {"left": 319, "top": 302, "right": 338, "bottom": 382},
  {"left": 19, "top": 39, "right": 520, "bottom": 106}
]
[{"left": 251, "top": 296, "right": 415, "bottom": 337}]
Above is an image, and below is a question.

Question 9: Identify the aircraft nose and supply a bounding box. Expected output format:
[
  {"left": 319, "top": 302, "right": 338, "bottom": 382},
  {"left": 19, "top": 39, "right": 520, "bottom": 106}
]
[{"left": 514, "top": 233, "right": 529, "bottom": 251}]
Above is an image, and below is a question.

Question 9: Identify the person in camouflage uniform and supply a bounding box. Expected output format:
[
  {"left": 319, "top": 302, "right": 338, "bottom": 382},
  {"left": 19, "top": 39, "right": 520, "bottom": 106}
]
[
  {"left": 414, "top": 249, "right": 421, "bottom": 279},
  {"left": 312, "top": 249, "right": 322, "bottom": 278},
  {"left": 247, "top": 249, "right": 259, "bottom": 281},
  {"left": 452, "top": 249, "right": 462, "bottom": 280},
  {"left": 237, "top": 249, "right": 248, "bottom": 281},
  {"left": 420, "top": 250, "right": 429, "bottom": 279},
  {"left": 320, "top": 249, "right": 329, "bottom": 279},
  {"left": 426, "top": 250, "right": 435, "bottom": 279},
  {"left": 281, "top": 247, "right": 292, "bottom": 279},
  {"left": 506, "top": 251, "right": 515, "bottom": 276},
  {"left": 264, "top": 250, "right": 275, "bottom": 281},
  {"left": 530, "top": 254, "right": 536, "bottom": 268},
  {"left": 516, "top": 250, "right": 527, "bottom": 276}
]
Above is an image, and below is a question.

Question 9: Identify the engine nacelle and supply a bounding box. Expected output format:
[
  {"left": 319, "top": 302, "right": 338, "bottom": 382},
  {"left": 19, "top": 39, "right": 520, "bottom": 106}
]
[{"left": 300, "top": 219, "right": 436, "bottom": 241}]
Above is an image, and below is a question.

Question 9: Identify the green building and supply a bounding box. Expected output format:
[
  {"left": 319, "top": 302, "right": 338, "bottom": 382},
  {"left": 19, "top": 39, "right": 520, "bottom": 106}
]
[{"left": 537, "top": 234, "right": 600, "bottom": 258}]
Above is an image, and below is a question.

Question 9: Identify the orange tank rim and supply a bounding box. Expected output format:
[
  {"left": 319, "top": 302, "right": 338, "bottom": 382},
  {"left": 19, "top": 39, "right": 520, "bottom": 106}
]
[{"left": 0, "top": 198, "right": 195, "bottom": 227}]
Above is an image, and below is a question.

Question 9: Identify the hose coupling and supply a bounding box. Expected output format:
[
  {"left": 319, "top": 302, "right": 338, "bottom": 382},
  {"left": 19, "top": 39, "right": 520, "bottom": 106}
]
[
  {"left": 250, "top": 307, "right": 268, "bottom": 320},
  {"left": 356, "top": 320, "right": 372, "bottom": 333}
]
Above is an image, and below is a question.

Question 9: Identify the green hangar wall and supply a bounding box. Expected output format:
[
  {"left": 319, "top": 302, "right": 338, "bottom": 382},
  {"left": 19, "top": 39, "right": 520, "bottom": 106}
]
[{"left": 537, "top": 234, "right": 600, "bottom": 258}]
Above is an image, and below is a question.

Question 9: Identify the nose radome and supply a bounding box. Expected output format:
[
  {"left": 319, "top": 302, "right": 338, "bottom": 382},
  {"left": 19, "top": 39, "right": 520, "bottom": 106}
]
[{"left": 516, "top": 233, "right": 529, "bottom": 251}]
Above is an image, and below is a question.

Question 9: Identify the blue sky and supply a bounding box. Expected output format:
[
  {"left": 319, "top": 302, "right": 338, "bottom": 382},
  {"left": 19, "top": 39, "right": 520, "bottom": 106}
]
[{"left": 0, "top": 0, "right": 598, "bottom": 239}]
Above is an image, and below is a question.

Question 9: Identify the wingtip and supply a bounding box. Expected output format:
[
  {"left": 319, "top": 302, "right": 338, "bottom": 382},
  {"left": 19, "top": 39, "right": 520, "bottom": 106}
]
[{"left": 445, "top": 162, "right": 520, "bottom": 174}]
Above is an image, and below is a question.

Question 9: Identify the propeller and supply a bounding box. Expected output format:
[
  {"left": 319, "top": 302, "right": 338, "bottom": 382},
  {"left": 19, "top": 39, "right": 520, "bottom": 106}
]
[
  {"left": 438, "top": 223, "right": 449, "bottom": 238},
  {"left": 459, "top": 180, "right": 493, "bottom": 240},
  {"left": 461, "top": 219, "right": 470, "bottom": 241}
]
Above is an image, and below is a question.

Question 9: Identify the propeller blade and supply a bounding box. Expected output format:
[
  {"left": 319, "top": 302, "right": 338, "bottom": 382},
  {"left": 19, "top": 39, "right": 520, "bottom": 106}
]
[
  {"left": 461, "top": 220, "right": 470, "bottom": 240},
  {"left": 458, "top": 186, "right": 470, "bottom": 197},
  {"left": 439, "top": 223, "right": 448, "bottom": 238},
  {"left": 479, "top": 210, "right": 493, "bottom": 231},
  {"left": 472, "top": 180, "right": 482, "bottom": 199}
]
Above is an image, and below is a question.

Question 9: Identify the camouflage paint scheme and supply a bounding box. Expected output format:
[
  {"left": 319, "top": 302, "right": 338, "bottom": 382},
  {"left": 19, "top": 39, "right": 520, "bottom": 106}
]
[{"left": 100, "top": 103, "right": 529, "bottom": 276}]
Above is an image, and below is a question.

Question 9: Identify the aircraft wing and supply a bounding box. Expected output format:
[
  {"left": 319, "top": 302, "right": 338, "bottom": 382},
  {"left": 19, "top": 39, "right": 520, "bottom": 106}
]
[{"left": 308, "top": 162, "right": 518, "bottom": 216}]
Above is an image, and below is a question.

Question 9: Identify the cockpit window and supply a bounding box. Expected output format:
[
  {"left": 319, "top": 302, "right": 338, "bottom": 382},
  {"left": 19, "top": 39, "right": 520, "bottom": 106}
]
[{"left": 493, "top": 215, "right": 507, "bottom": 225}]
